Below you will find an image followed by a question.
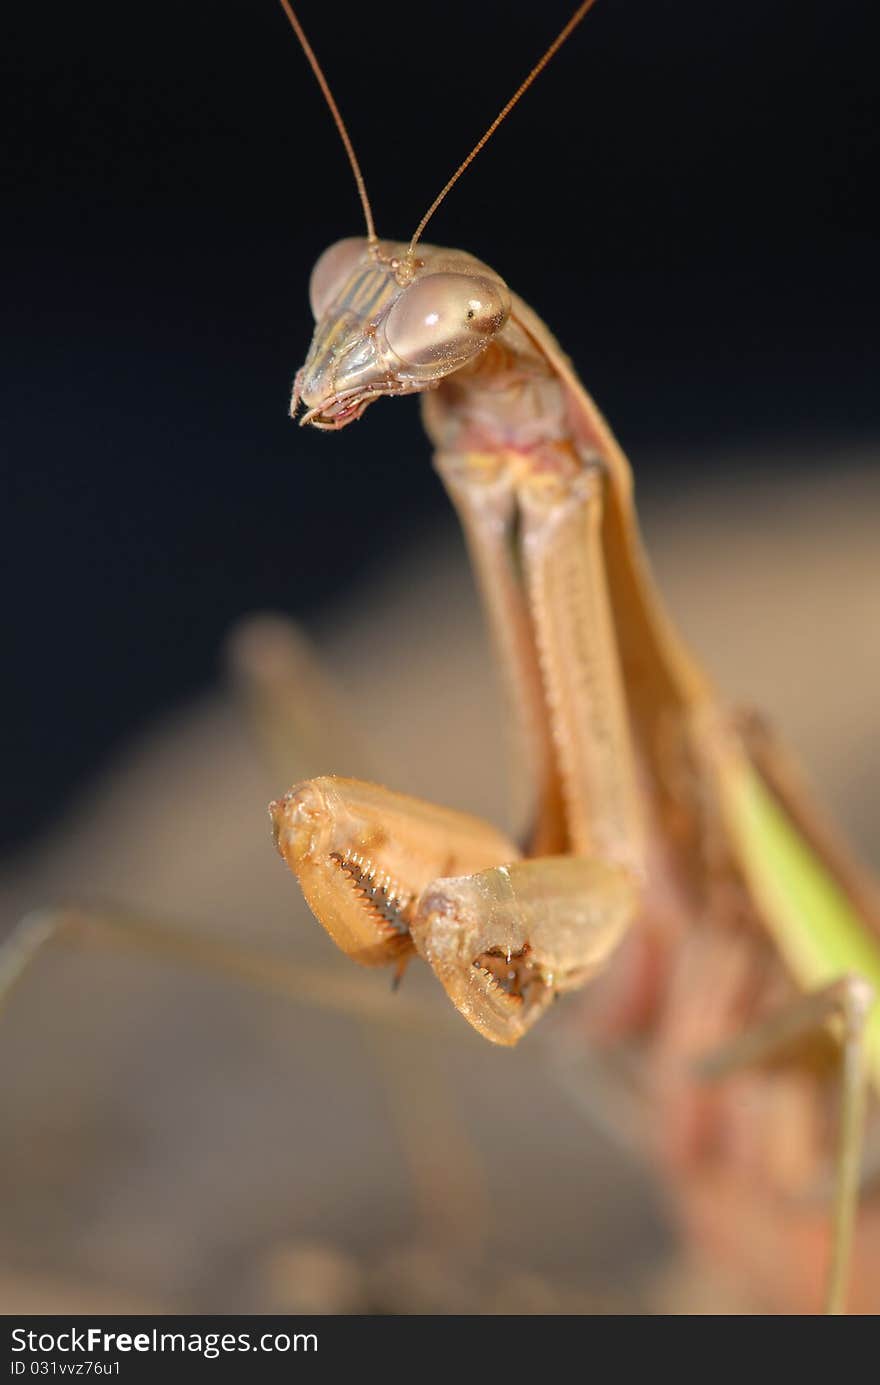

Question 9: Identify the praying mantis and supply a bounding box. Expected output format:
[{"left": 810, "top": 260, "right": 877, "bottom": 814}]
[
  {"left": 268, "top": 0, "right": 880, "bottom": 1314},
  {"left": 1, "top": 1, "right": 876, "bottom": 1317}
]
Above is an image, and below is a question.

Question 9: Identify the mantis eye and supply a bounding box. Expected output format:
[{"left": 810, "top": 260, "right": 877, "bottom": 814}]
[
  {"left": 309, "top": 238, "right": 370, "bottom": 319},
  {"left": 383, "top": 273, "right": 510, "bottom": 371}
]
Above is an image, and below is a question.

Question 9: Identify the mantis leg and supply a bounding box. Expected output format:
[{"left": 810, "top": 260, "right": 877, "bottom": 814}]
[
  {"left": 272, "top": 772, "right": 638, "bottom": 1045},
  {"left": 694, "top": 973, "right": 875, "bottom": 1314},
  {"left": 0, "top": 905, "right": 455, "bottom": 1034},
  {"left": 276, "top": 454, "right": 645, "bottom": 1044},
  {"left": 405, "top": 454, "right": 647, "bottom": 1043},
  {"left": 433, "top": 450, "right": 566, "bottom": 854},
  {"left": 226, "top": 611, "right": 370, "bottom": 783},
  {"left": 512, "top": 457, "right": 644, "bottom": 875}
]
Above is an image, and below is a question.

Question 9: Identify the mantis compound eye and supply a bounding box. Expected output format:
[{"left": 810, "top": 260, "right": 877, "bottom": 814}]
[
  {"left": 382, "top": 273, "right": 510, "bottom": 372},
  {"left": 309, "top": 238, "right": 371, "bottom": 319}
]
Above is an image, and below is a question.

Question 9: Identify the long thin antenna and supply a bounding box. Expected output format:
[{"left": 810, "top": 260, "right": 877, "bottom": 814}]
[
  {"left": 278, "top": 0, "right": 377, "bottom": 244},
  {"left": 408, "top": 0, "right": 600, "bottom": 257}
]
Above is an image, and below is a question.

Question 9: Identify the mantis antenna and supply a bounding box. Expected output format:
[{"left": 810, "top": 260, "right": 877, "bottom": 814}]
[
  {"left": 407, "top": 0, "right": 600, "bottom": 256},
  {"left": 279, "top": 0, "right": 599, "bottom": 258},
  {"left": 277, "top": 0, "right": 377, "bottom": 245}
]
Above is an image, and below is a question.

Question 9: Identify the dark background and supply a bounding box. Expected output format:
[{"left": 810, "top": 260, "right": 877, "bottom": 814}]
[{"left": 2, "top": 0, "right": 877, "bottom": 851}]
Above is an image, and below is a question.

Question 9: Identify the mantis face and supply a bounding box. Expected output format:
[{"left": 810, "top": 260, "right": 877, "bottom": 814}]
[{"left": 294, "top": 238, "right": 510, "bottom": 429}]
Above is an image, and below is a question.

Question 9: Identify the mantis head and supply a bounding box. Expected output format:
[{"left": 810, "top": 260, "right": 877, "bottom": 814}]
[
  {"left": 282, "top": 0, "right": 595, "bottom": 430},
  {"left": 293, "top": 239, "right": 510, "bottom": 429}
]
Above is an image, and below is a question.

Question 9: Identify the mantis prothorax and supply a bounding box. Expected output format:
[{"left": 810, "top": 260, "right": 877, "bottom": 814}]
[{"left": 271, "top": 1, "right": 880, "bottom": 1312}]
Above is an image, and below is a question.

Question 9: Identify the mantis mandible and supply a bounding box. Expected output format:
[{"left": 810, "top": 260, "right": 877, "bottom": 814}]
[{"left": 269, "top": 1, "right": 880, "bottom": 1315}]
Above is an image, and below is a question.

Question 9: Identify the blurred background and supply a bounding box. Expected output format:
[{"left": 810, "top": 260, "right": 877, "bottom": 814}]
[{"left": 1, "top": 0, "right": 877, "bottom": 1312}]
